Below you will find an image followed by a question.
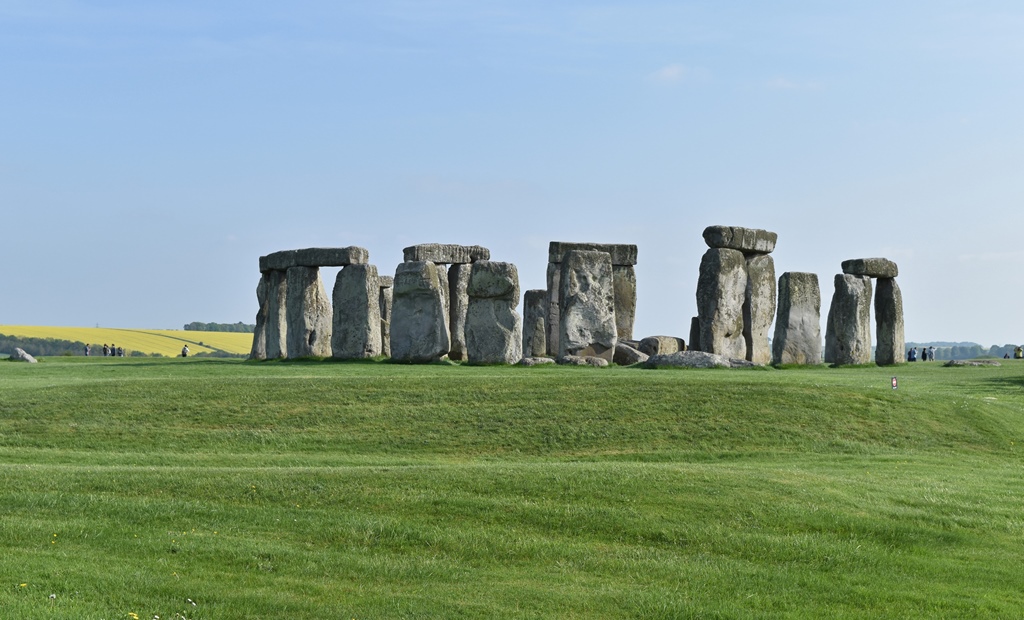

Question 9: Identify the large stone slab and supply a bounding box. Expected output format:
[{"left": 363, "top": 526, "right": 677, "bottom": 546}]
[
  {"left": 874, "top": 278, "right": 905, "bottom": 366},
  {"left": 703, "top": 226, "right": 777, "bottom": 254},
  {"left": 331, "top": 264, "right": 382, "bottom": 359},
  {"left": 639, "top": 336, "right": 686, "bottom": 357},
  {"left": 548, "top": 242, "right": 638, "bottom": 266},
  {"left": 285, "top": 266, "right": 332, "bottom": 358},
  {"left": 379, "top": 279, "right": 393, "bottom": 357},
  {"left": 402, "top": 244, "right": 490, "bottom": 264},
  {"left": 772, "top": 272, "right": 822, "bottom": 365},
  {"left": 465, "top": 261, "right": 522, "bottom": 364},
  {"left": 841, "top": 258, "right": 898, "bottom": 278},
  {"left": 558, "top": 250, "right": 618, "bottom": 361},
  {"left": 390, "top": 261, "right": 451, "bottom": 363},
  {"left": 447, "top": 264, "right": 471, "bottom": 361},
  {"left": 824, "top": 274, "right": 873, "bottom": 365},
  {"left": 612, "top": 265, "right": 637, "bottom": 340},
  {"left": 10, "top": 347, "right": 37, "bottom": 363},
  {"left": 743, "top": 254, "right": 777, "bottom": 364},
  {"left": 643, "top": 350, "right": 756, "bottom": 369},
  {"left": 263, "top": 269, "right": 288, "bottom": 359},
  {"left": 522, "top": 289, "right": 548, "bottom": 358},
  {"left": 696, "top": 248, "right": 747, "bottom": 359},
  {"left": 260, "top": 247, "right": 368, "bottom": 272},
  {"left": 249, "top": 274, "right": 269, "bottom": 360},
  {"left": 614, "top": 342, "right": 649, "bottom": 365}
]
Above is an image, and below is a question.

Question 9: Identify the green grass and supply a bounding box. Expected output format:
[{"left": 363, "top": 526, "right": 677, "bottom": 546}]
[{"left": 2, "top": 357, "right": 1023, "bottom": 618}]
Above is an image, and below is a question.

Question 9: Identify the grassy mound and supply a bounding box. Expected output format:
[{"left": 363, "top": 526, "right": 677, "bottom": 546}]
[{"left": 1, "top": 358, "right": 1023, "bottom": 618}]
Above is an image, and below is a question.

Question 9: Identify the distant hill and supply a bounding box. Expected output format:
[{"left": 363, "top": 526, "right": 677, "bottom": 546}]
[{"left": 0, "top": 325, "right": 252, "bottom": 358}]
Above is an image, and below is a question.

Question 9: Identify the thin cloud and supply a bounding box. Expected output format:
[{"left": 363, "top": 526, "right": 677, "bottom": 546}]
[{"left": 648, "top": 63, "right": 706, "bottom": 84}]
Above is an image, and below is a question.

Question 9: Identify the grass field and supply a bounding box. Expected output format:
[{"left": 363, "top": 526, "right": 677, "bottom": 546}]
[
  {"left": 0, "top": 325, "right": 252, "bottom": 357},
  {"left": 1, "top": 357, "right": 1023, "bottom": 618}
]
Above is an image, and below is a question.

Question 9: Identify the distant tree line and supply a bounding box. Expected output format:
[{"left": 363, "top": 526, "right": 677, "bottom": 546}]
[
  {"left": 183, "top": 322, "right": 255, "bottom": 333},
  {"left": 0, "top": 334, "right": 151, "bottom": 357},
  {"left": 905, "top": 342, "right": 1020, "bottom": 360}
]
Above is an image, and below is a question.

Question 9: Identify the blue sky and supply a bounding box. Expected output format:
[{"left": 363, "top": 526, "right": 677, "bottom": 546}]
[{"left": 3, "top": 1, "right": 1024, "bottom": 346}]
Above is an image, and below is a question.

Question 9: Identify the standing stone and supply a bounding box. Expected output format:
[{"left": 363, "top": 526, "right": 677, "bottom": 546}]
[
  {"left": 612, "top": 265, "right": 637, "bottom": 340},
  {"left": 696, "top": 248, "right": 747, "bottom": 359},
  {"left": 331, "top": 264, "right": 382, "bottom": 359},
  {"left": 448, "top": 264, "right": 471, "bottom": 361},
  {"left": 688, "top": 317, "right": 701, "bottom": 353},
  {"left": 824, "top": 274, "right": 873, "bottom": 365},
  {"left": 522, "top": 289, "right": 548, "bottom": 358},
  {"left": 743, "top": 254, "right": 777, "bottom": 364},
  {"left": 285, "top": 266, "right": 332, "bottom": 358},
  {"left": 264, "top": 269, "right": 288, "bottom": 359},
  {"left": 465, "top": 261, "right": 522, "bottom": 364},
  {"left": 390, "top": 261, "right": 450, "bottom": 363},
  {"left": 874, "top": 278, "right": 905, "bottom": 366},
  {"left": 249, "top": 274, "right": 269, "bottom": 360},
  {"left": 379, "top": 276, "right": 394, "bottom": 357},
  {"left": 772, "top": 272, "right": 822, "bottom": 365},
  {"left": 558, "top": 250, "right": 618, "bottom": 361}
]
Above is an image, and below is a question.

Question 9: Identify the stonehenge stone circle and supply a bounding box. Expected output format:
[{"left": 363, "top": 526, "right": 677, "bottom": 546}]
[
  {"left": 546, "top": 241, "right": 637, "bottom": 355},
  {"left": 743, "top": 254, "right": 777, "bottom": 365},
  {"left": 558, "top": 250, "right": 618, "bottom": 361},
  {"left": 378, "top": 276, "right": 393, "bottom": 357},
  {"left": 824, "top": 274, "right": 873, "bottom": 365},
  {"left": 465, "top": 260, "right": 522, "bottom": 364},
  {"left": 772, "top": 272, "right": 822, "bottom": 365},
  {"left": 285, "top": 266, "right": 333, "bottom": 358},
  {"left": 331, "top": 264, "right": 382, "bottom": 359},
  {"left": 841, "top": 258, "right": 898, "bottom": 279},
  {"left": 874, "top": 277, "right": 905, "bottom": 366},
  {"left": 696, "top": 247, "right": 748, "bottom": 360},
  {"left": 390, "top": 261, "right": 451, "bottom": 363},
  {"left": 522, "top": 289, "right": 548, "bottom": 358}
]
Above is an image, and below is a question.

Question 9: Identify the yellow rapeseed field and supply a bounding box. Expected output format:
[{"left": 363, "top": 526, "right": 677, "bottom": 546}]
[{"left": 0, "top": 325, "right": 252, "bottom": 357}]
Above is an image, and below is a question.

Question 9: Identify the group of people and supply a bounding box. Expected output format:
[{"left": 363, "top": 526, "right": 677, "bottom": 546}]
[
  {"left": 906, "top": 346, "right": 936, "bottom": 362},
  {"left": 84, "top": 344, "right": 125, "bottom": 357}
]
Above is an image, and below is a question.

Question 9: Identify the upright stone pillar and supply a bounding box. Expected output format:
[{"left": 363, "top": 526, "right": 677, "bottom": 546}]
[
  {"left": 249, "top": 274, "right": 269, "bottom": 360},
  {"left": 558, "top": 250, "right": 618, "bottom": 361},
  {"left": 688, "top": 317, "right": 701, "bottom": 353},
  {"left": 744, "top": 254, "right": 776, "bottom": 364},
  {"left": 448, "top": 264, "right": 471, "bottom": 361},
  {"left": 264, "top": 269, "right": 288, "bottom": 359},
  {"left": 522, "top": 289, "right": 548, "bottom": 358},
  {"left": 824, "top": 274, "right": 873, "bottom": 365},
  {"left": 874, "top": 278, "right": 904, "bottom": 366},
  {"left": 772, "top": 272, "right": 821, "bottom": 365},
  {"left": 285, "top": 266, "right": 332, "bottom": 358},
  {"left": 466, "top": 261, "right": 522, "bottom": 364},
  {"left": 695, "top": 248, "right": 747, "bottom": 360},
  {"left": 378, "top": 276, "right": 394, "bottom": 357},
  {"left": 545, "top": 242, "right": 638, "bottom": 355},
  {"left": 331, "top": 264, "right": 382, "bottom": 359},
  {"left": 390, "top": 261, "right": 450, "bottom": 363}
]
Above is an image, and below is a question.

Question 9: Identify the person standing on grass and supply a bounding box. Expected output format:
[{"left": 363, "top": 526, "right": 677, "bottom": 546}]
[
  {"left": 181, "top": 345, "right": 189, "bottom": 358},
  {"left": 84, "top": 344, "right": 91, "bottom": 356},
  {"left": 102, "top": 344, "right": 109, "bottom": 357},
  {"left": 928, "top": 346, "right": 936, "bottom": 361}
]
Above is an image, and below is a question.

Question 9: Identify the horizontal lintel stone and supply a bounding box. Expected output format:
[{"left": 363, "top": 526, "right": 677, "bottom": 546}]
[
  {"left": 260, "top": 247, "right": 369, "bottom": 272},
  {"left": 548, "top": 242, "right": 638, "bottom": 265},
  {"left": 841, "top": 258, "right": 898, "bottom": 278},
  {"left": 402, "top": 244, "right": 490, "bottom": 264},
  {"left": 702, "top": 226, "right": 777, "bottom": 254},
  {"left": 377, "top": 275, "right": 394, "bottom": 288}
]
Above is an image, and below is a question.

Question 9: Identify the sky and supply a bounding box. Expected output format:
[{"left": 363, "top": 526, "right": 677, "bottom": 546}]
[{"left": 3, "top": 1, "right": 1024, "bottom": 346}]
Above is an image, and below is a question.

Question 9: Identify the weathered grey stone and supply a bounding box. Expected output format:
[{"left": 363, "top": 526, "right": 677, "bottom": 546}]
[
  {"left": 696, "top": 248, "right": 747, "bottom": 359},
  {"left": 743, "top": 254, "right": 777, "bottom": 365},
  {"left": 824, "top": 274, "right": 873, "bottom": 365},
  {"left": 643, "top": 350, "right": 756, "bottom": 369},
  {"left": 260, "top": 247, "right": 369, "bottom": 272},
  {"left": 639, "top": 336, "right": 686, "bottom": 357},
  {"left": 447, "top": 264, "right": 471, "bottom": 361},
  {"left": 379, "top": 282, "right": 393, "bottom": 357},
  {"left": 557, "top": 355, "right": 610, "bottom": 367},
  {"left": 548, "top": 242, "right": 638, "bottom": 266},
  {"left": 390, "top": 261, "right": 451, "bottom": 363},
  {"left": 10, "top": 348, "right": 37, "bottom": 363},
  {"left": 841, "top": 258, "right": 898, "bottom": 278},
  {"left": 772, "top": 272, "right": 822, "bottom": 365},
  {"left": 612, "top": 265, "right": 637, "bottom": 340},
  {"left": 518, "top": 356, "right": 556, "bottom": 366},
  {"left": 558, "top": 250, "right": 618, "bottom": 361},
  {"left": 402, "top": 244, "right": 490, "bottom": 264},
  {"left": 614, "top": 342, "right": 649, "bottom": 366},
  {"left": 874, "top": 278, "right": 905, "bottom": 366},
  {"left": 688, "top": 317, "right": 701, "bottom": 353},
  {"left": 944, "top": 360, "right": 1001, "bottom": 367},
  {"left": 702, "top": 226, "right": 777, "bottom": 254},
  {"left": 285, "top": 266, "right": 332, "bottom": 358},
  {"left": 545, "top": 261, "right": 561, "bottom": 356},
  {"left": 331, "top": 264, "right": 382, "bottom": 359},
  {"left": 465, "top": 261, "right": 522, "bottom": 364},
  {"left": 249, "top": 274, "right": 269, "bottom": 360},
  {"left": 263, "top": 269, "right": 288, "bottom": 359},
  {"left": 378, "top": 275, "right": 394, "bottom": 288},
  {"left": 522, "top": 289, "right": 548, "bottom": 358}
]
